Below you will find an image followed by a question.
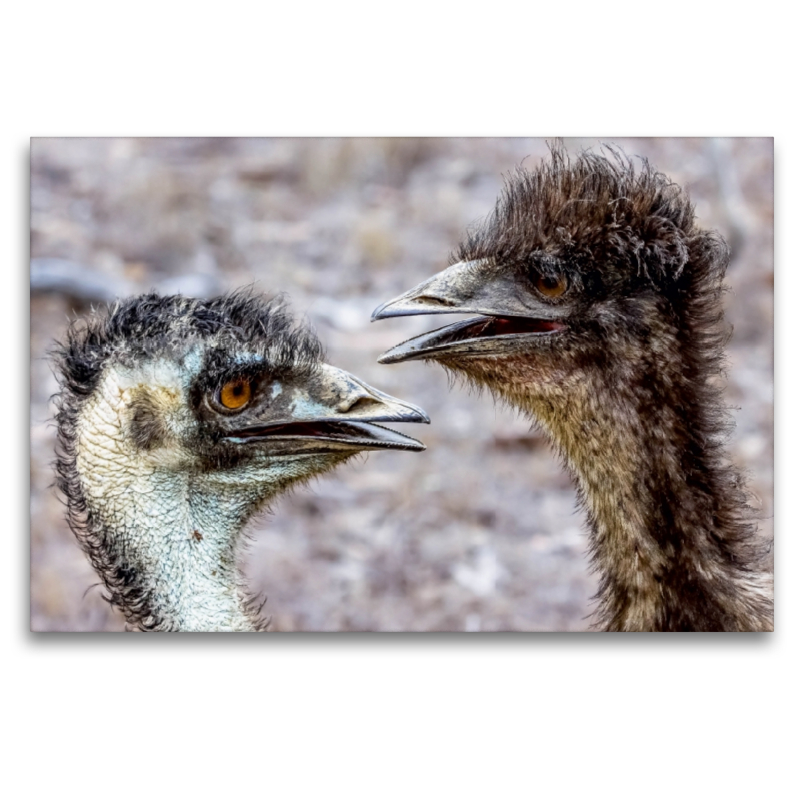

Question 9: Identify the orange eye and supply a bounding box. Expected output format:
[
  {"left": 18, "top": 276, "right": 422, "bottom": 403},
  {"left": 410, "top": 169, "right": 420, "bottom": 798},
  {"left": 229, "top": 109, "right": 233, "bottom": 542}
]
[
  {"left": 535, "top": 273, "right": 568, "bottom": 298},
  {"left": 219, "top": 378, "right": 252, "bottom": 410}
]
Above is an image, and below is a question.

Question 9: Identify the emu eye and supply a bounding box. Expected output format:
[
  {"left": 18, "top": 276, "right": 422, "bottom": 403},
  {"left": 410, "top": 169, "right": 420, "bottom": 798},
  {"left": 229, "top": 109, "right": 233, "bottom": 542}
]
[
  {"left": 535, "top": 273, "right": 568, "bottom": 298},
  {"left": 219, "top": 377, "right": 252, "bottom": 410}
]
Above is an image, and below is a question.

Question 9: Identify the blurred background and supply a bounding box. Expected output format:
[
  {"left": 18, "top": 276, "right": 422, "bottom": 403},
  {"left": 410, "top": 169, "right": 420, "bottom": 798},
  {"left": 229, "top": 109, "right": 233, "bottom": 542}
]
[{"left": 29, "top": 137, "right": 774, "bottom": 632}]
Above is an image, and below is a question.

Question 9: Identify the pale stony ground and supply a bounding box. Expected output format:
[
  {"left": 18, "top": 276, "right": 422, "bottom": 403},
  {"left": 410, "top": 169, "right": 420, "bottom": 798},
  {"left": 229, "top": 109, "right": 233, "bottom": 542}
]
[{"left": 29, "top": 137, "right": 774, "bottom": 632}]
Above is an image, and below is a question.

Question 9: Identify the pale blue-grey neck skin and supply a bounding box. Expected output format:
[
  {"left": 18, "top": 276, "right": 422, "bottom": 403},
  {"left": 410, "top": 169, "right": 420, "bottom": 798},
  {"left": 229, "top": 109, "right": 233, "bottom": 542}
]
[
  {"left": 73, "top": 345, "right": 426, "bottom": 632},
  {"left": 103, "top": 461, "right": 340, "bottom": 632}
]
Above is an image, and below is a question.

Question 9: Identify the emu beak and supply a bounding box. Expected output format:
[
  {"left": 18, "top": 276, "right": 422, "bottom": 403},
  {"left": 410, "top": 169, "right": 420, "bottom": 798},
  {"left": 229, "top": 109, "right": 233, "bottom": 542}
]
[
  {"left": 307, "top": 364, "right": 430, "bottom": 427},
  {"left": 225, "top": 364, "right": 429, "bottom": 453},
  {"left": 372, "top": 260, "right": 566, "bottom": 364},
  {"left": 371, "top": 260, "right": 538, "bottom": 321}
]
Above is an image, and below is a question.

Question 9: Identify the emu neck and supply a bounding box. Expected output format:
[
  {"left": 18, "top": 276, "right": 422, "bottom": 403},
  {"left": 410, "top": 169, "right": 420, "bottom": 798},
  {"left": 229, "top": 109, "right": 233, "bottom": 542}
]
[
  {"left": 500, "top": 356, "right": 769, "bottom": 631},
  {"left": 75, "top": 373, "right": 260, "bottom": 631}
]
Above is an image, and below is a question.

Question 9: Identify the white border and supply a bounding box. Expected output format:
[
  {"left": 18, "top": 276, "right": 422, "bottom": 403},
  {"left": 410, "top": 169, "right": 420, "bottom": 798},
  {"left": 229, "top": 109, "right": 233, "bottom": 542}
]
[{"left": 8, "top": 3, "right": 795, "bottom": 796}]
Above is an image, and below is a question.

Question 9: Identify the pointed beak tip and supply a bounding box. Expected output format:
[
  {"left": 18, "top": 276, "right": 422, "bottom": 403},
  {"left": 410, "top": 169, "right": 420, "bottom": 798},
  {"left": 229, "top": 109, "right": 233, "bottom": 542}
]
[
  {"left": 377, "top": 346, "right": 412, "bottom": 366},
  {"left": 394, "top": 400, "right": 429, "bottom": 425},
  {"left": 403, "top": 444, "right": 426, "bottom": 453},
  {"left": 416, "top": 410, "right": 431, "bottom": 425},
  {"left": 376, "top": 351, "right": 400, "bottom": 366},
  {"left": 371, "top": 298, "right": 422, "bottom": 322},
  {"left": 370, "top": 301, "right": 390, "bottom": 322}
]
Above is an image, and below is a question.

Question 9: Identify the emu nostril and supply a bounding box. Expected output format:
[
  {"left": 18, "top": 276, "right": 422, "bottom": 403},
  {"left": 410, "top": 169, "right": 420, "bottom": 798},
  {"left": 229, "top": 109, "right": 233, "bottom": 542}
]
[
  {"left": 417, "top": 295, "right": 452, "bottom": 307},
  {"left": 336, "top": 395, "right": 381, "bottom": 414}
]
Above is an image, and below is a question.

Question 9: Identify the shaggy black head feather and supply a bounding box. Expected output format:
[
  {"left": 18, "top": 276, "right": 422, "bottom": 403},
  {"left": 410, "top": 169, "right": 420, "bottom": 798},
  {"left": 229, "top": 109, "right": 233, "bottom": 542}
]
[
  {"left": 54, "top": 289, "right": 323, "bottom": 402},
  {"left": 456, "top": 146, "right": 704, "bottom": 286}
]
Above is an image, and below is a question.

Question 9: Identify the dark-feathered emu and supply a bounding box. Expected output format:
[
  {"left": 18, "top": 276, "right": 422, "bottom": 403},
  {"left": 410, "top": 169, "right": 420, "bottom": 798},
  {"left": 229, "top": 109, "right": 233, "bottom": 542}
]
[
  {"left": 52, "top": 291, "right": 428, "bottom": 631},
  {"left": 373, "top": 148, "right": 773, "bottom": 632}
]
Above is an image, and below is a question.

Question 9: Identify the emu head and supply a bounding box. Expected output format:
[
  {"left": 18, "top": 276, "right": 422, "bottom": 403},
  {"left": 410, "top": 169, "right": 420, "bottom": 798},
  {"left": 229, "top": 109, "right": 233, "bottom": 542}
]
[
  {"left": 52, "top": 290, "right": 429, "bottom": 631},
  {"left": 54, "top": 290, "right": 428, "bottom": 536},
  {"left": 372, "top": 149, "right": 728, "bottom": 412}
]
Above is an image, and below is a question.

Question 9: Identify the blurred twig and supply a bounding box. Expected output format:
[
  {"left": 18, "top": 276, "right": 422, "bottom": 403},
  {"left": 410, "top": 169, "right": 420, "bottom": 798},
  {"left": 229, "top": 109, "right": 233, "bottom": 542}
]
[{"left": 31, "top": 257, "right": 223, "bottom": 302}]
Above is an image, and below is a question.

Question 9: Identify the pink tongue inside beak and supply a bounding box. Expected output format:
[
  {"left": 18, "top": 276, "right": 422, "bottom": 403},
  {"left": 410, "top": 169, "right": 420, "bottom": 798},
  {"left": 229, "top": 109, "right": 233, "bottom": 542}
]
[{"left": 490, "top": 317, "right": 566, "bottom": 335}]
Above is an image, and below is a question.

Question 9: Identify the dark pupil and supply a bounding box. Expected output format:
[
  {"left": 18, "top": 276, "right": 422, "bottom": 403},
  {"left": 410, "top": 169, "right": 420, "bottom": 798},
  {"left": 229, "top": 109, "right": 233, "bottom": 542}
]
[
  {"left": 542, "top": 276, "right": 559, "bottom": 289},
  {"left": 232, "top": 383, "right": 243, "bottom": 396}
]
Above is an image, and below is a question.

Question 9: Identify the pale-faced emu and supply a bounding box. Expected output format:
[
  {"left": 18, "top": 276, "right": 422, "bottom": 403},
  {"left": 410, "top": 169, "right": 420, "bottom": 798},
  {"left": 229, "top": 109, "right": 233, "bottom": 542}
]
[
  {"left": 373, "top": 149, "right": 772, "bottom": 632},
  {"left": 53, "top": 291, "right": 428, "bottom": 631}
]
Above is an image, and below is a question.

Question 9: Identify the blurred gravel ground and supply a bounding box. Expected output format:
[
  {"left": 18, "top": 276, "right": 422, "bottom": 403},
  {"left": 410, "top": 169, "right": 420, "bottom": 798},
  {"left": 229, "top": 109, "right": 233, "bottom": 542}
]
[{"left": 29, "top": 137, "right": 773, "bottom": 631}]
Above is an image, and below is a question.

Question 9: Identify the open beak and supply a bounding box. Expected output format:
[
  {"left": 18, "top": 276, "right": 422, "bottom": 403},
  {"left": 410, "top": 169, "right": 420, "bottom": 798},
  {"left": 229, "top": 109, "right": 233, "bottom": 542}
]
[
  {"left": 371, "top": 260, "right": 566, "bottom": 364},
  {"left": 225, "top": 364, "right": 429, "bottom": 453}
]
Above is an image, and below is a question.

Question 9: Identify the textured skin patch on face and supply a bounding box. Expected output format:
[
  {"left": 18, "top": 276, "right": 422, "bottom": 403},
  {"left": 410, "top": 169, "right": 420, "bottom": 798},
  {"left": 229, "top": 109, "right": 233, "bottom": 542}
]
[
  {"left": 75, "top": 362, "right": 193, "bottom": 509},
  {"left": 128, "top": 389, "right": 170, "bottom": 451},
  {"left": 76, "top": 369, "right": 142, "bottom": 504}
]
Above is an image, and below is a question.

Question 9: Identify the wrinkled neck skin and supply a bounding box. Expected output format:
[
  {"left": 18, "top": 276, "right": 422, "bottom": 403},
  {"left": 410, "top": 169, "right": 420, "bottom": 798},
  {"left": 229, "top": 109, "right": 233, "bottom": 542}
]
[
  {"left": 452, "top": 334, "right": 772, "bottom": 631},
  {"left": 74, "top": 366, "right": 312, "bottom": 632},
  {"left": 82, "top": 468, "right": 264, "bottom": 632}
]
